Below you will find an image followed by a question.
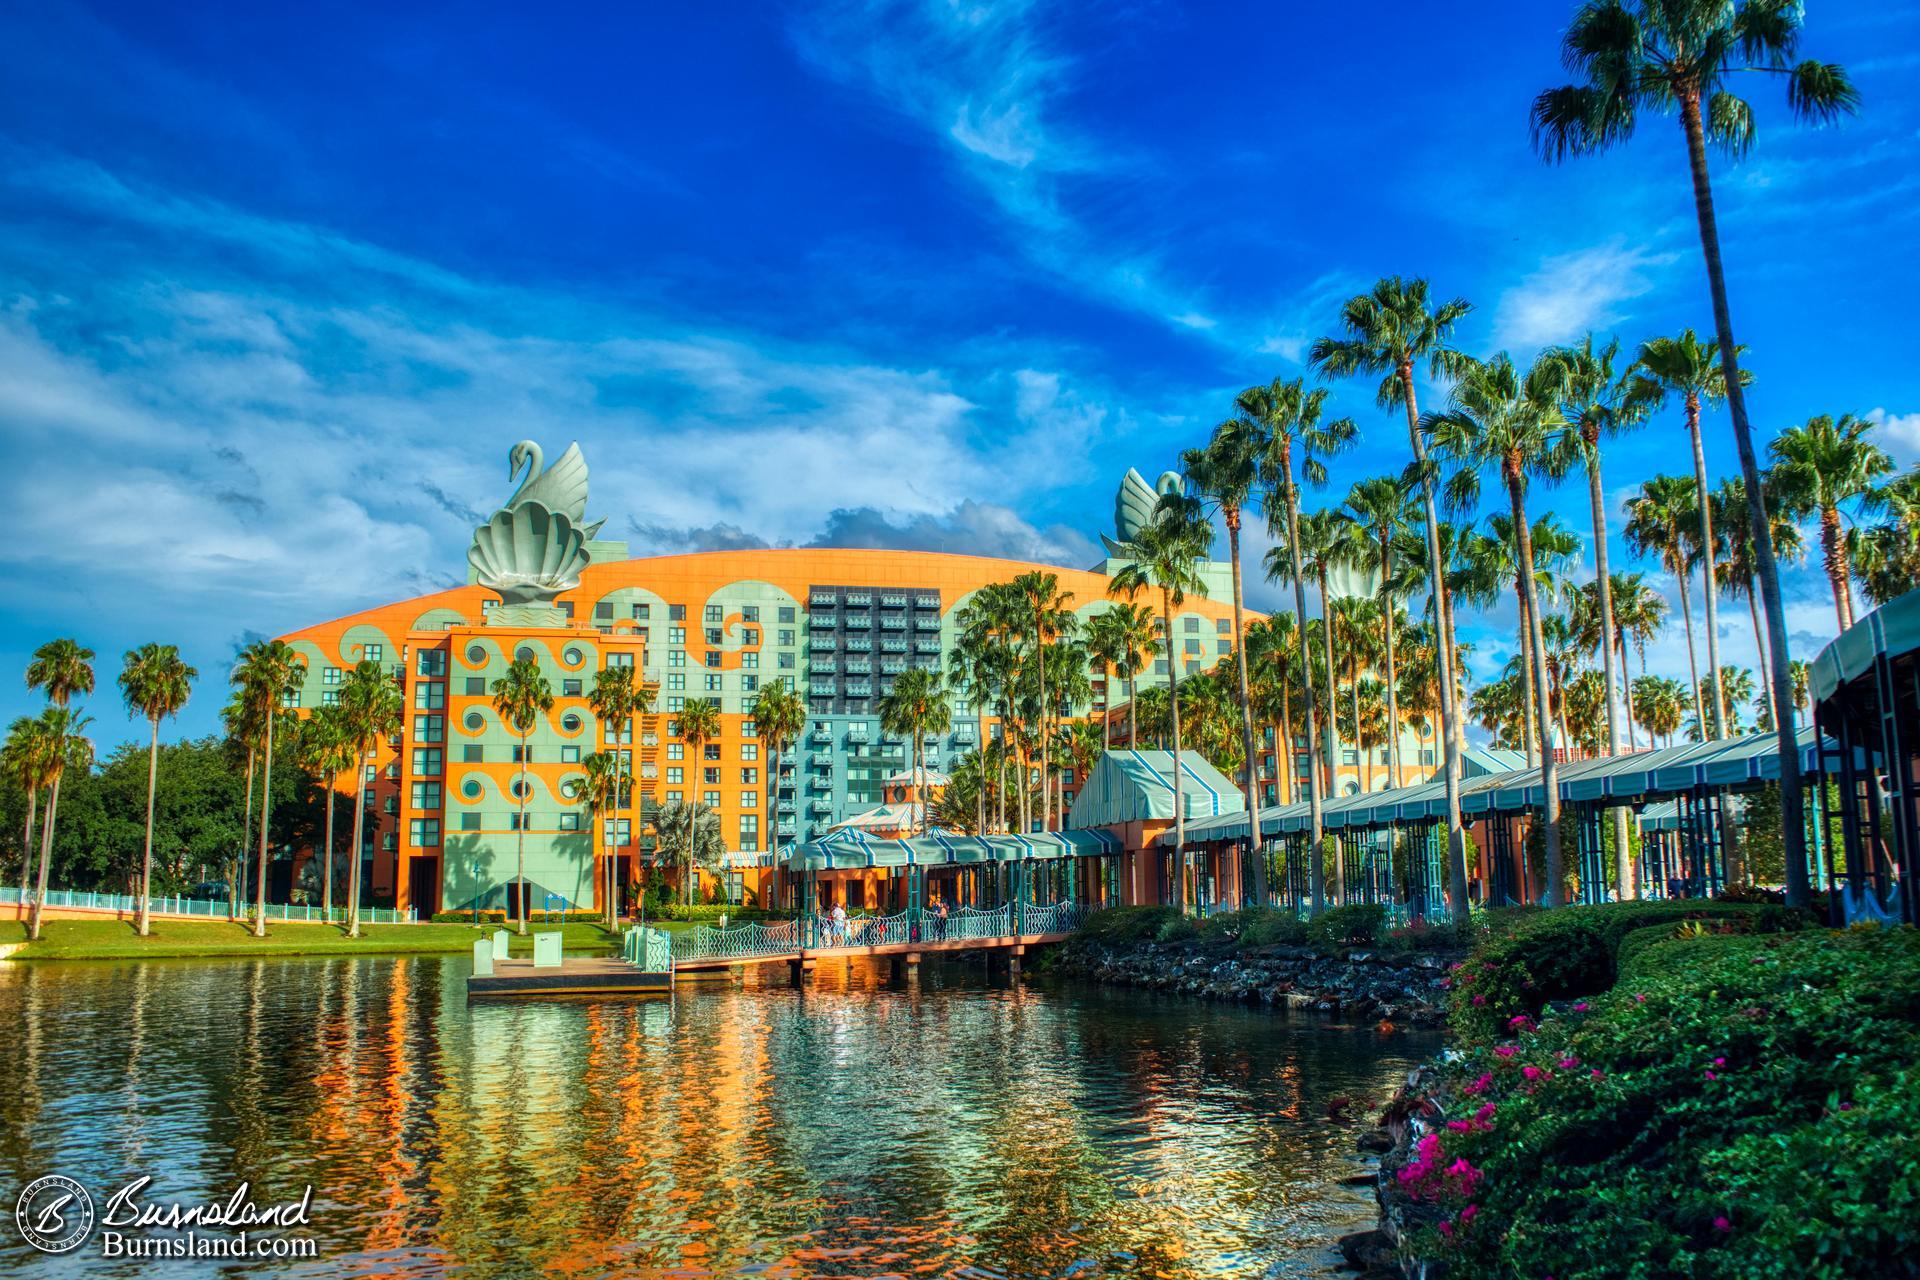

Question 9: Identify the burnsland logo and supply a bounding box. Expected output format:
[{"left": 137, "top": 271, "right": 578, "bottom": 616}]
[
  {"left": 14, "top": 1175, "right": 318, "bottom": 1260},
  {"left": 15, "top": 1175, "right": 96, "bottom": 1254}
]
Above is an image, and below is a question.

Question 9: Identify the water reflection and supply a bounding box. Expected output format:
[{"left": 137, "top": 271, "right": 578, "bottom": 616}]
[{"left": 0, "top": 956, "right": 1434, "bottom": 1279}]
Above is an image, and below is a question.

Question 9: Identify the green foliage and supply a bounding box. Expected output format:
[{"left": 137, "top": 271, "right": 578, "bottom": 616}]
[
  {"left": 1446, "top": 900, "right": 1811, "bottom": 1045},
  {"left": 644, "top": 903, "right": 795, "bottom": 922},
  {"left": 1312, "top": 902, "right": 1388, "bottom": 950},
  {"left": 1417, "top": 928, "right": 1920, "bottom": 1279},
  {"left": 430, "top": 908, "right": 604, "bottom": 925},
  {"left": 1072, "top": 905, "right": 1185, "bottom": 944}
]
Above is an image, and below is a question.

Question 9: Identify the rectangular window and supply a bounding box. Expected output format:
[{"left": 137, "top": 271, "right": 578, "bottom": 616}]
[
  {"left": 704, "top": 744, "right": 721, "bottom": 760},
  {"left": 281, "top": 689, "right": 302, "bottom": 708},
  {"left": 561, "top": 745, "right": 580, "bottom": 763},
  {"left": 462, "top": 744, "right": 483, "bottom": 763},
  {"left": 1183, "top": 617, "right": 1199, "bottom": 633},
  {"left": 705, "top": 652, "right": 722, "bottom": 668},
  {"left": 667, "top": 767, "right": 684, "bottom": 784},
  {"left": 740, "top": 767, "right": 759, "bottom": 784},
  {"left": 323, "top": 666, "right": 343, "bottom": 686},
  {"left": 562, "top": 678, "right": 582, "bottom": 696},
  {"left": 741, "top": 719, "right": 758, "bottom": 737},
  {"left": 668, "top": 673, "right": 686, "bottom": 691},
  {"left": 669, "top": 626, "right": 687, "bottom": 644},
  {"left": 667, "top": 696, "right": 684, "bottom": 712},
  {"left": 603, "top": 818, "right": 632, "bottom": 844},
  {"left": 667, "top": 743, "right": 684, "bottom": 760},
  {"left": 779, "top": 606, "right": 796, "bottom": 623},
  {"left": 417, "top": 649, "right": 448, "bottom": 676},
  {"left": 705, "top": 628, "right": 723, "bottom": 645},
  {"left": 410, "top": 782, "right": 442, "bottom": 810},
  {"left": 512, "top": 745, "right": 532, "bottom": 763},
  {"left": 558, "top": 813, "right": 581, "bottom": 832},
  {"left": 704, "top": 791, "right": 721, "bottom": 809},
  {"left": 740, "top": 814, "right": 759, "bottom": 833},
  {"left": 741, "top": 743, "right": 759, "bottom": 761},
  {"left": 413, "top": 683, "right": 445, "bottom": 710},
  {"left": 669, "top": 650, "right": 686, "bottom": 667},
  {"left": 669, "top": 604, "right": 686, "bottom": 621},
  {"left": 741, "top": 628, "right": 758, "bottom": 645},
  {"left": 705, "top": 604, "right": 724, "bottom": 623},
  {"left": 742, "top": 605, "right": 760, "bottom": 622},
  {"left": 364, "top": 644, "right": 385, "bottom": 661},
  {"left": 741, "top": 651, "right": 758, "bottom": 669},
  {"left": 411, "top": 748, "right": 442, "bottom": 777},
  {"left": 409, "top": 818, "right": 440, "bottom": 848},
  {"left": 1216, "top": 617, "right": 1231, "bottom": 634},
  {"left": 464, "top": 677, "right": 486, "bottom": 695},
  {"left": 633, "top": 603, "right": 651, "bottom": 619},
  {"left": 606, "top": 651, "right": 634, "bottom": 669},
  {"left": 704, "top": 767, "right": 721, "bottom": 785},
  {"left": 778, "top": 629, "right": 794, "bottom": 645},
  {"left": 321, "top": 690, "right": 340, "bottom": 707},
  {"left": 741, "top": 675, "right": 758, "bottom": 692},
  {"left": 595, "top": 602, "right": 614, "bottom": 620},
  {"left": 778, "top": 652, "right": 795, "bottom": 669},
  {"left": 459, "top": 812, "right": 480, "bottom": 831},
  {"left": 705, "top": 674, "right": 724, "bottom": 691},
  {"left": 509, "top": 812, "right": 529, "bottom": 831},
  {"left": 740, "top": 790, "right": 759, "bottom": 808},
  {"left": 413, "top": 715, "right": 444, "bottom": 743}
]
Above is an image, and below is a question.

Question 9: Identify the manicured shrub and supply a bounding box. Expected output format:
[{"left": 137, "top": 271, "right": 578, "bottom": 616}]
[
  {"left": 646, "top": 903, "right": 795, "bottom": 922},
  {"left": 428, "top": 908, "right": 603, "bottom": 925},
  {"left": 1411, "top": 927, "right": 1920, "bottom": 1278},
  {"left": 1074, "top": 905, "right": 1183, "bottom": 944},
  {"left": 1312, "top": 902, "right": 1388, "bottom": 951}
]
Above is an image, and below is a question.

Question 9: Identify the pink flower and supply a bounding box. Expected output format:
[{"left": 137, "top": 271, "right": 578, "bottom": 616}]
[
  {"left": 1634, "top": 993, "right": 1647, "bottom": 1003},
  {"left": 1438, "top": 1222, "right": 1453, "bottom": 1240},
  {"left": 1559, "top": 1057, "right": 1580, "bottom": 1069},
  {"left": 1460, "top": 1203, "right": 1479, "bottom": 1224},
  {"left": 1494, "top": 1045, "right": 1518, "bottom": 1059},
  {"left": 1712, "top": 1057, "right": 1727, "bottom": 1068},
  {"left": 1571, "top": 1001, "right": 1590, "bottom": 1013},
  {"left": 1475, "top": 1102, "right": 1497, "bottom": 1123},
  {"left": 1590, "top": 1069, "right": 1605, "bottom": 1080},
  {"left": 1840, "top": 1101, "right": 1853, "bottom": 1112},
  {"left": 1508, "top": 1014, "right": 1533, "bottom": 1031},
  {"left": 1714, "top": 1216, "right": 1733, "bottom": 1233},
  {"left": 1522, "top": 1065, "right": 1547, "bottom": 1082},
  {"left": 1417, "top": 1133, "right": 1443, "bottom": 1161},
  {"left": 1704, "top": 1070, "right": 1718, "bottom": 1082},
  {"left": 1447, "top": 1119, "right": 1474, "bottom": 1132},
  {"left": 1462, "top": 1072, "right": 1494, "bottom": 1096},
  {"left": 1471, "top": 994, "right": 1486, "bottom": 1007}
]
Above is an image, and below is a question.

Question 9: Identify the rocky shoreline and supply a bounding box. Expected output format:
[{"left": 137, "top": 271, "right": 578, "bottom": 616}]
[{"left": 1047, "top": 936, "right": 1464, "bottom": 1027}]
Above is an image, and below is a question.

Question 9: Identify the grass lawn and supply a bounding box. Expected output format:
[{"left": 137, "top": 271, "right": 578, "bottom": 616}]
[{"left": 0, "top": 917, "right": 622, "bottom": 961}]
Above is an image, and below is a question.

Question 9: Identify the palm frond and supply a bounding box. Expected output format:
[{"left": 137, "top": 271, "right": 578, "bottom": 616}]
[
  {"left": 1707, "top": 91, "right": 1756, "bottom": 157},
  {"left": 1787, "top": 60, "right": 1860, "bottom": 124}
]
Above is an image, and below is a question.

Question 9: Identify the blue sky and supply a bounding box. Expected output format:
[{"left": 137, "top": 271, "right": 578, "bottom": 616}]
[{"left": 1, "top": 0, "right": 1916, "bottom": 749}]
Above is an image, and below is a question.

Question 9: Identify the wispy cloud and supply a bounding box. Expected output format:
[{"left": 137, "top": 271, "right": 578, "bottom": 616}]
[
  {"left": 1493, "top": 238, "right": 1679, "bottom": 351},
  {"left": 1865, "top": 406, "right": 1920, "bottom": 466}
]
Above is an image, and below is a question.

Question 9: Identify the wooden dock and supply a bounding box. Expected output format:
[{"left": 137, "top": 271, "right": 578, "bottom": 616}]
[{"left": 466, "top": 955, "right": 671, "bottom": 998}]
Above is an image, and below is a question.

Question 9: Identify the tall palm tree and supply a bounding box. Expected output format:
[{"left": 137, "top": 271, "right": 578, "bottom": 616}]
[
  {"left": 492, "top": 657, "right": 554, "bottom": 932},
  {"left": 1310, "top": 278, "right": 1476, "bottom": 921},
  {"left": 673, "top": 697, "right": 722, "bottom": 902},
  {"left": 1011, "top": 572, "right": 1075, "bottom": 832},
  {"left": 1185, "top": 418, "right": 1269, "bottom": 902},
  {"left": 1424, "top": 352, "right": 1576, "bottom": 905},
  {"left": 588, "top": 664, "right": 651, "bottom": 929},
  {"left": 949, "top": 600, "right": 1002, "bottom": 834},
  {"left": 221, "top": 690, "right": 260, "bottom": 920},
  {"left": 25, "top": 707, "right": 91, "bottom": 941},
  {"left": 1624, "top": 475, "right": 1710, "bottom": 732},
  {"left": 655, "top": 799, "right": 722, "bottom": 904},
  {"left": 1768, "top": 412, "right": 1893, "bottom": 632},
  {"left": 1281, "top": 508, "right": 1358, "bottom": 901},
  {"left": 3, "top": 716, "right": 54, "bottom": 906},
  {"left": 750, "top": 682, "right": 805, "bottom": 908},
  {"left": 1713, "top": 475, "right": 1802, "bottom": 734},
  {"left": 1244, "top": 614, "right": 1299, "bottom": 806},
  {"left": 1630, "top": 330, "right": 1746, "bottom": 738},
  {"left": 1246, "top": 379, "right": 1356, "bottom": 915},
  {"left": 232, "top": 640, "right": 304, "bottom": 937},
  {"left": 1099, "top": 602, "right": 1159, "bottom": 750},
  {"left": 878, "top": 667, "right": 951, "bottom": 836},
  {"left": 24, "top": 637, "right": 94, "bottom": 929},
  {"left": 297, "top": 705, "right": 356, "bottom": 919},
  {"left": 1851, "top": 468, "right": 1920, "bottom": 609},
  {"left": 1110, "top": 498, "right": 1211, "bottom": 912},
  {"left": 1632, "top": 675, "right": 1686, "bottom": 748},
  {"left": 1484, "top": 513, "right": 1581, "bottom": 763},
  {"left": 118, "top": 644, "right": 197, "bottom": 936},
  {"left": 1533, "top": 2, "right": 1856, "bottom": 907},
  {"left": 575, "top": 750, "right": 620, "bottom": 922},
  {"left": 1344, "top": 475, "right": 1421, "bottom": 789}
]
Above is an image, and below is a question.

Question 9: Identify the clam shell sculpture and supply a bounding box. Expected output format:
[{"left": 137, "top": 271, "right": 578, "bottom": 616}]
[{"left": 467, "top": 501, "right": 589, "bottom": 604}]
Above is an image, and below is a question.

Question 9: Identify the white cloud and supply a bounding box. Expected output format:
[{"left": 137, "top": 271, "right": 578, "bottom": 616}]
[
  {"left": 1493, "top": 239, "right": 1678, "bottom": 351},
  {"left": 1866, "top": 406, "right": 1920, "bottom": 466}
]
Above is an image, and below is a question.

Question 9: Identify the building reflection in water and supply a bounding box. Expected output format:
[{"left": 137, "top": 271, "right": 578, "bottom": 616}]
[{"left": 0, "top": 954, "right": 1435, "bottom": 1280}]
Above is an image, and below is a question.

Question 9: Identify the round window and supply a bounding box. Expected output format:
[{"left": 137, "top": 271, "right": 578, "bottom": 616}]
[
  {"left": 510, "top": 778, "right": 528, "bottom": 800},
  {"left": 515, "top": 646, "right": 535, "bottom": 663},
  {"left": 461, "top": 778, "right": 482, "bottom": 800},
  {"left": 563, "top": 646, "right": 584, "bottom": 666},
  {"left": 463, "top": 711, "right": 485, "bottom": 732},
  {"left": 561, "top": 712, "right": 582, "bottom": 733},
  {"left": 561, "top": 779, "right": 578, "bottom": 799},
  {"left": 466, "top": 644, "right": 487, "bottom": 665}
]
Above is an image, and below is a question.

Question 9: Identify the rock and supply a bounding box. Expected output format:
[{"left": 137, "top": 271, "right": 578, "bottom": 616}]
[
  {"left": 1336, "top": 1229, "right": 1395, "bottom": 1272},
  {"left": 1356, "top": 1128, "right": 1394, "bottom": 1154}
]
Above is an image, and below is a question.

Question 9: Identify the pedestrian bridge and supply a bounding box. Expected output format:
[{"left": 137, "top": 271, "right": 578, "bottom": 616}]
[{"left": 656, "top": 901, "right": 1097, "bottom": 974}]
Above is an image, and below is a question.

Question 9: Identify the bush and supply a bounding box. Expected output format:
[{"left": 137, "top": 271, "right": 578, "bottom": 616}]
[
  {"left": 1446, "top": 900, "right": 1811, "bottom": 1045},
  {"left": 1410, "top": 927, "right": 1920, "bottom": 1278},
  {"left": 1073, "top": 905, "right": 1184, "bottom": 944},
  {"left": 645, "top": 903, "right": 794, "bottom": 922},
  {"left": 1311, "top": 902, "right": 1388, "bottom": 951}
]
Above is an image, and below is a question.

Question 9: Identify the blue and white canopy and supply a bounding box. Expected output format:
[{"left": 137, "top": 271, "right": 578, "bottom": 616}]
[
  {"left": 786, "top": 825, "right": 1123, "bottom": 871},
  {"left": 1064, "top": 749, "right": 1245, "bottom": 828}
]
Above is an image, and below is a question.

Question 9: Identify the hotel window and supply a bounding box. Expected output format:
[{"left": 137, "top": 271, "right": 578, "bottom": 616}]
[
  {"left": 704, "top": 744, "right": 722, "bottom": 760},
  {"left": 704, "top": 768, "right": 720, "bottom": 785},
  {"left": 322, "top": 690, "right": 340, "bottom": 707},
  {"left": 411, "top": 782, "right": 442, "bottom": 810},
  {"left": 606, "top": 651, "right": 634, "bottom": 669},
  {"left": 558, "top": 813, "right": 580, "bottom": 832},
  {"left": 705, "top": 652, "right": 722, "bottom": 668},
  {"left": 464, "top": 677, "right": 486, "bottom": 695},
  {"left": 1184, "top": 617, "right": 1199, "bottom": 633},
  {"left": 414, "top": 715, "right": 443, "bottom": 743},
  {"left": 741, "top": 651, "right": 758, "bottom": 669},
  {"left": 705, "top": 674, "right": 724, "bottom": 692},
  {"left": 741, "top": 719, "right": 758, "bottom": 737},
  {"left": 512, "top": 745, "right": 532, "bottom": 763},
  {"left": 704, "top": 791, "right": 721, "bottom": 808},
  {"left": 778, "top": 629, "right": 794, "bottom": 645},
  {"left": 669, "top": 626, "right": 686, "bottom": 644},
  {"left": 741, "top": 628, "right": 758, "bottom": 645},
  {"left": 669, "top": 650, "right": 686, "bottom": 667},
  {"left": 705, "top": 628, "right": 723, "bottom": 645},
  {"left": 633, "top": 603, "right": 651, "bottom": 619},
  {"left": 414, "top": 683, "right": 444, "bottom": 710},
  {"left": 417, "top": 649, "right": 448, "bottom": 676},
  {"left": 459, "top": 812, "right": 480, "bottom": 831},
  {"left": 741, "top": 675, "right": 758, "bottom": 692},
  {"left": 603, "top": 818, "right": 631, "bottom": 844},
  {"left": 668, "top": 673, "right": 686, "bottom": 690},
  {"left": 668, "top": 767, "right": 684, "bottom": 784},
  {"left": 668, "top": 743, "right": 684, "bottom": 760},
  {"left": 323, "top": 666, "right": 343, "bottom": 685},
  {"left": 666, "top": 696, "right": 684, "bottom": 712},
  {"left": 281, "top": 689, "right": 302, "bottom": 708},
  {"left": 742, "top": 605, "right": 759, "bottom": 622},
  {"left": 561, "top": 745, "right": 580, "bottom": 763},
  {"left": 562, "top": 678, "right": 582, "bottom": 696},
  {"left": 779, "top": 652, "right": 795, "bottom": 669},
  {"left": 595, "top": 602, "right": 614, "bottom": 620},
  {"left": 1216, "top": 640, "right": 1230, "bottom": 654},
  {"left": 409, "top": 818, "right": 440, "bottom": 848},
  {"left": 666, "top": 790, "right": 683, "bottom": 804},
  {"left": 1185, "top": 640, "right": 1202, "bottom": 655},
  {"left": 705, "top": 604, "right": 724, "bottom": 623},
  {"left": 1421, "top": 749, "right": 1436, "bottom": 766},
  {"left": 740, "top": 790, "right": 759, "bottom": 808},
  {"left": 364, "top": 644, "right": 385, "bottom": 661},
  {"left": 462, "top": 744, "right": 483, "bottom": 763},
  {"left": 1344, "top": 749, "right": 1359, "bottom": 764},
  {"left": 741, "top": 743, "right": 759, "bottom": 760},
  {"left": 1155, "top": 659, "right": 1169, "bottom": 674},
  {"left": 509, "top": 812, "right": 529, "bottom": 831},
  {"left": 779, "top": 606, "right": 796, "bottom": 623},
  {"left": 411, "top": 748, "right": 442, "bottom": 777},
  {"left": 740, "top": 767, "right": 759, "bottom": 784},
  {"left": 1216, "top": 617, "right": 1231, "bottom": 634},
  {"left": 669, "top": 604, "right": 686, "bottom": 621}
]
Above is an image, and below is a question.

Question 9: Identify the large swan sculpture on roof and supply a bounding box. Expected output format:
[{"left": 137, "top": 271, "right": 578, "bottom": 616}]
[
  {"left": 1101, "top": 467, "right": 1186, "bottom": 557},
  {"left": 467, "top": 439, "right": 606, "bottom": 624}
]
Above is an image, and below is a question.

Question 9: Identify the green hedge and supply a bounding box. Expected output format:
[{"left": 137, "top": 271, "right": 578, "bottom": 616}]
[
  {"left": 428, "top": 909, "right": 604, "bottom": 925},
  {"left": 1071, "top": 903, "right": 1476, "bottom": 957},
  {"left": 1409, "top": 926, "right": 1920, "bottom": 1278},
  {"left": 1446, "top": 899, "right": 1811, "bottom": 1044},
  {"left": 643, "top": 904, "right": 796, "bottom": 922}
]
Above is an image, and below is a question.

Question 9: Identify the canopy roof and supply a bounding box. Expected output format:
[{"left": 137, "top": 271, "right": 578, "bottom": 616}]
[
  {"left": 1810, "top": 586, "right": 1920, "bottom": 705},
  {"left": 1159, "top": 729, "right": 1823, "bottom": 846},
  {"left": 786, "top": 826, "right": 1123, "bottom": 872},
  {"left": 1065, "top": 749, "right": 1245, "bottom": 828}
]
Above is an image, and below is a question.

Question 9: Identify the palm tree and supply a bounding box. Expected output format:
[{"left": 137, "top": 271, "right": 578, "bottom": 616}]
[
  {"left": 575, "top": 750, "right": 620, "bottom": 921},
  {"left": 1344, "top": 475, "right": 1422, "bottom": 789},
  {"left": 492, "top": 657, "right": 554, "bottom": 931},
  {"left": 297, "top": 706, "right": 355, "bottom": 918},
  {"left": 1110, "top": 497, "right": 1211, "bottom": 912},
  {"left": 1424, "top": 352, "right": 1575, "bottom": 905},
  {"left": 1244, "top": 376, "right": 1356, "bottom": 914},
  {"left": 1632, "top": 675, "right": 1686, "bottom": 748},
  {"left": 750, "top": 681, "right": 805, "bottom": 907},
  {"left": 949, "top": 601, "right": 1002, "bottom": 834},
  {"left": 878, "top": 667, "right": 951, "bottom": 835},
  {"left": 1630, "top": 331, "right": 1746, "bottom": 738},
  {"left": 118, "top": 644, "right": 197, "bottom": 936},
  {"left": 1282, "top": 508, "right": 1359, "bottom": 900},
  {"left": 655, "top": 799, "right": 723, "bottom": 903},
  {"left": 221, "top": 690, "right": 261, "bottom": 919},
  {"left": 1091, "top": 601, "right": 1158, "bottom": 750},
  {"left": 1132, "top": 686, "right": 1173, "bottom": 749},
  {"left": 1244, "top": 614, "right": 1299, "bottom": 806},
  {"left": 24, "top": 637, "right": 94, "bottom": 930},
  {"left": 1310, "top": 278, "right": 1476, "bottom": 921},
  {"left": 1533, "top": 3, "right": 1855, "bottom": 907},
  {"left": 1713, "top": 475, "right": 1802, "bottom": 733},
  {"left": 1851, "top": 468, "right": 1920, "bottom": 608},
  {"left": 588, "top": 664, "right": 651, "bottom": 929},
  {"left": 673, "top": 697, "right": 722, "bottom": 902},
  {"left": 1185, "top": 418, "right": 1269, "bottom": 902},
  {"left": 1624, "top": 475, "right": 1710, "bottom": 732},
  {"left": 1010, "top": 572, "right": 1075, "bottom": 832},
  {"left": 232, "top": 640, "right": 303, "bottom": 937},
  {"left": 3, "top": 716, "right": 54, "bottom": 906},
  {"left": 1768, "top": 413, "right": 1893, "bottom": 632},
  {"left": 25, "top": 708, "right": 91, "bottom": 941}
]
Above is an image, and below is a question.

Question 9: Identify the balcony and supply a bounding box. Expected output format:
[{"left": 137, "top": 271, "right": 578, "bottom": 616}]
[
  {"left": 809, "top": 798, "right": 833, "bottom": 816},
  {"left": 808, "top": 681, "right": 836, "bottom": 698},
  {"left": 915, "top": 596, "right": 939, "bottom": 611},
  {"left": 809, "top": 752, "right": 833, "bottom": 769},
  {"left": 809, "top": 637, "right": 837, "bottom": 653},
  {"left": 777, "top": 798, "right": 796, "bottom": 815},
  {"left": 880, "top": 731, "right": 903, "bottom": 746},
  {"left": 809, "top": 660, "right": 837, "bottom": 677},
  {"left": 808, "top": 775, "right": 833, "bottom": 792},
  {"left": 880, "top": 659, "right": 905, "bottom": 675},
  {"left": 844, "top": 591, "right": 872, "bottom": 607},
  {"left": 809, "top": 592, "right": 836, "bottom": 608},
  {"left": 914, "top": 637, "right": 940, "bottom": 654},
  {"left": 810, "top": 724, "right": 833, "bottom": 744},
  {"left": 844, "top": 682, "right": 873, "bottom": 698},
  {"left": 954, "top": 725, "right": 977, "bottom": 745},
  {"left": 843, "top": 660, "right": 871, "bottom": 675},
  {"left": 846, "top": 725, "right": 870, "bottom": 744},
  {"left": 844, "top": 636, "right": 872, "bottom": 653},
  {"left": 777, "top": 821, "right": 796, "bottom": 838},
  {"left": 880, "top": 616, "right": 906, "bottom": 631},
  {"left": 880, "top": 639, "right": 907, "bottom": 654},
  {"left": 844, "top": 612, "right": 870, "bottom": 629}
]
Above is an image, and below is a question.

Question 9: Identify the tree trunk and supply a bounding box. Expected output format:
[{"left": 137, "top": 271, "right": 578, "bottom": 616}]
[
  {"left": 253, "top": 721, "right": 274, "bottom": 938},
  {"left": 1686, "top": 392, "right": 1729, "bottom": 738},
  {"left": 321, "top": 780, "right": 336, "bottom": 919},
  {"left": 1511, "top": 478, "right": 1564, "bottom": 906},
  {"left": 17, "top": 786, "right": 38, "bottom": 907},
  {"left": 1318, "top": 571, "right": 1345, "bottom": 903},
  {"left": 1127, "top": 675, "right": 1139, "bottom": 749},
  {"left": 235, "top": 749, "right": 254, "bottom": 922},
  {"left": 1619, "top": 633, "right": 1639, "bottom": 750},
  {"left": 1586, "top": 447, "right": 1635, "bottom": 898},
  {"left": 346, "top": 743, "right": 366, "bottom": 938},
  {"left": 1226, "top": 510, "right": 1265, "bottom": 908},
  {"left": 976, "top": 700, "right": 989, "bottom": 836},
  {"left": 1280, "top": 469, "right": 1327, "bottom": 916},
  {"left": 28, "top": 770, "right": 62, "bottom": 941},
  {"left": 1162, "top": 586, "right": 1187, "bottom": 912},
  {"left": 1380, "top": 562, "right": 1403, "bottom": 790},
  {"left": 1516, "top": 576, "right": 1540, "bottom": 768},
  {"left": 1819, "top": 504, "right": 1853, "bottom": 632},
  {"left": 1673, "top": 541, "right": 1706, "bottom": 734},
  {"left": 138, "top": 718, "right": 159, "bottom": 936},
  {"left": 1399, "top": 361, "right": 1470, "bottom": 923},
  {"left": 1035, "top": 610, "right": 1050, "bottom": 834},
  {"left": 1748, "top": 589, "right": 1776, "bottom": 731},
  {"left": 516, "top": 730, "right": 529, "bottom": 934}
]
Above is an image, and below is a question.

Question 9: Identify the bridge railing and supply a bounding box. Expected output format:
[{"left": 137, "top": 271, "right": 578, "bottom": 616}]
[
  {"left": 0, "top": 885, "right": 415, "bottom": 925},
  {"left": 670, "top": 918, "right": 800, "bottom": 963},
  {"left": 664, "top": 900, "right": 1110, "bottom": 966},
  {"left": 622, "top": 925, "right": 674, "bottom": 971}
]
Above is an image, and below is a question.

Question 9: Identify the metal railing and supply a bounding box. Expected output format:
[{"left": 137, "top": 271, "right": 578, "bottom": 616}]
[
  {"left": 666, "top": 900, "right": 1103, "bottom": 965},
  {"left": 0, "top": 886, "right": 415, "bottom": 924},
  {"left": 621, "top": 925, "right": 675, "bottom": 971}
]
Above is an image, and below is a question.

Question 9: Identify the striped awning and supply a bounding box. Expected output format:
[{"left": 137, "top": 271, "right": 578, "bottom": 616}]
[{"left": 787, "top": 826, "right": 1124, "bottom": 871}]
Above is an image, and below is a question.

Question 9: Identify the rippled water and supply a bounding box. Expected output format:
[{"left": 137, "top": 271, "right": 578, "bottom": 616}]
[{"left": 0, "top": 956, "right": 1435, "bottom": 1278}]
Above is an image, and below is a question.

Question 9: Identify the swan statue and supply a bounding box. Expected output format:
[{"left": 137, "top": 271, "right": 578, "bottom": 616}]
[
  {"left": 468, "top": 439, "right": 604, "bottom": 624},
  {"left": 1101, "top": 467, "right": 1187, "bottom": 556}
]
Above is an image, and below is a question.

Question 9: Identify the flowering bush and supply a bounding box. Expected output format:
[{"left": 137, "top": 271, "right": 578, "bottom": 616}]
[{"left": 1411, "top": 926, "right": 1920, "bottom": 1278}]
